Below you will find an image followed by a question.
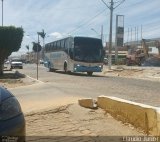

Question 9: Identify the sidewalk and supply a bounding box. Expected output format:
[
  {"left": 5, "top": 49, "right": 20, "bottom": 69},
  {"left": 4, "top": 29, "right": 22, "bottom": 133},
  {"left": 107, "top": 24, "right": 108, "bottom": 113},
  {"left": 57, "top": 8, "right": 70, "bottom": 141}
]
[{"left": 25, "top": 103, "right": 145, "bottom": 141}]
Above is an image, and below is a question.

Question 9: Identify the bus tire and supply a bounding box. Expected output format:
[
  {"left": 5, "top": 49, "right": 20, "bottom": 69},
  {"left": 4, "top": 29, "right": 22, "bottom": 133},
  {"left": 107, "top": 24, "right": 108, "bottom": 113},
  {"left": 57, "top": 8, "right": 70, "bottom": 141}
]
[
  {"left": 64, "top": 62, "right": 67, "bottom": 73},
  {"left": 87, "top": 72, "right": 93, "bottom": 76}
]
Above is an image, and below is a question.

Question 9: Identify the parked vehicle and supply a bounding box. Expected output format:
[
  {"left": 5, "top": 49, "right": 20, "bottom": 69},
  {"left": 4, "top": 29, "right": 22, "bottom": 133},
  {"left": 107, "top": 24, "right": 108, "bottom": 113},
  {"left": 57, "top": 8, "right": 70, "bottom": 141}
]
[
  {"left": 0, "top": 86, "right": 25, "bottom": 141},
  {"left": 3, "top": 60, "right": 11, "bottom": 70},
  {"left": 39, "top": 59, "right": 44, "bottom": 64},
  {"left": 10, "top": 59, "right": 23, "bottom": 69}
]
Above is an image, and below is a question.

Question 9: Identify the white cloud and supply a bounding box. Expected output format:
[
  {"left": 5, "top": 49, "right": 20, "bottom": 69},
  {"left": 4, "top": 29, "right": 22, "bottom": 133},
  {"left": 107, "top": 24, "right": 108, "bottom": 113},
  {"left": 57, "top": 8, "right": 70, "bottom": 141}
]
[
  {"left": 49, "top": 32, "right": 64, "bottom": 39},
  {"left": 2, "top": 0, "right": 160, "bottom": 55}
]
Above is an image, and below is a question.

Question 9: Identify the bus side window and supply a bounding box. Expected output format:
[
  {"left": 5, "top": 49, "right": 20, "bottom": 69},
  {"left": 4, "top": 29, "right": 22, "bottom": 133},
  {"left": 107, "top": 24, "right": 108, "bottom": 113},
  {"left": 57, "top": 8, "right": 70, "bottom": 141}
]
[
  {"left": 53, "top": 42, "right": 56, "bottom": 50},
  {"left": 69, "top": 48, "right": 73, "bottom": 59},
  {"left": 65, "top": 39, "right": 69, "bottom": 53},
  {"left": 54, "top": 42, "right": 57, "bottom": 50},
  {"left": 48, "top": 44, "right": 50, "bottom": 51},
  {"left": 49, "top": 45, "right": 51, "bottom": 52},
  {"left": 63, "top": 40, "right": 65, "bottom": 50},
  {"left": 51, "top": 43, "right": 54, "bottom": 51},
  {"left": 61, "top": 40, "right": 64, "bottom": 50},
  {"left": 59, "top": 40, "right": 61, "bottom": 50},
  {"left": 57, "top": 41, "right": 60, "bottom": 50}
]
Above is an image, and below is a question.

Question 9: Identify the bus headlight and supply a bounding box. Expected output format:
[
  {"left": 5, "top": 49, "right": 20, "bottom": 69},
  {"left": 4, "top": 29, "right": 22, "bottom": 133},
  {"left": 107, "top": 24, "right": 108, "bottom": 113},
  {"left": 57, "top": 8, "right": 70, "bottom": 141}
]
[
  {"left": 74, "top": 64, "right": 80, "bottom": 68},
  {"left": 99, "top": 65, "right": 102, "bottom": 68}
]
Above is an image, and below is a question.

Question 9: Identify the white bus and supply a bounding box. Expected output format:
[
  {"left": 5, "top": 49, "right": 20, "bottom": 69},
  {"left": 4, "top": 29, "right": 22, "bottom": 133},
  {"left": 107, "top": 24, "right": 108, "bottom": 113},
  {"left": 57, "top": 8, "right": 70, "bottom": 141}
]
[{"left": 44, "top": 36, "right": 104, "bottom": 75}]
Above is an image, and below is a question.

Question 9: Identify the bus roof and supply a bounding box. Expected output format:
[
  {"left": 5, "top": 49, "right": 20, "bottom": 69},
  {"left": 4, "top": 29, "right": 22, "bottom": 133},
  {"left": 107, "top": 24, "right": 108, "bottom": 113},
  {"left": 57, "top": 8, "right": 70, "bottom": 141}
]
[{"left": 45, "top": 36, "right": 102, "bottom": 45}]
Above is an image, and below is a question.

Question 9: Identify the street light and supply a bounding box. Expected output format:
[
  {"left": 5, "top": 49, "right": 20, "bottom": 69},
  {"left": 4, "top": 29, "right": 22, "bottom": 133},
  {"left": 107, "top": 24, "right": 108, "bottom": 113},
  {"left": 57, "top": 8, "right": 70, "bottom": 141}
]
[
  {"left": 36, "top": 33, "right": 40, "bottom": 80},
  {"left": 91, "top": 26, "right": 103, "bottom": 41},
  {"left": 91, "top": 28, "right": 99, "bottom": 36},
  {"left": 26, "top": 34, "right": 41, "bottom": 80}
]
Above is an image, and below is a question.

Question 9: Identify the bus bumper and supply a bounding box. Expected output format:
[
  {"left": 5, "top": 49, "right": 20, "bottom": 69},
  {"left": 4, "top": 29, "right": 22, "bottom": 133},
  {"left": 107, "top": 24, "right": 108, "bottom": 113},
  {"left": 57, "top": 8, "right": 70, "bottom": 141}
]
[{"left": 74, "top": 64, "right": 103, "bottom": 72}]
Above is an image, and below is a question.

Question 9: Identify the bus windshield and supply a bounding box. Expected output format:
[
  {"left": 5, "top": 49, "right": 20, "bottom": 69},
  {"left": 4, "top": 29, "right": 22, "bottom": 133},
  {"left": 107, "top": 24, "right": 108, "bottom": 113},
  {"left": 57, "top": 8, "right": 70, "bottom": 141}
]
[{"left": 74, "top": 37, "right": 103, "bottom": 63}]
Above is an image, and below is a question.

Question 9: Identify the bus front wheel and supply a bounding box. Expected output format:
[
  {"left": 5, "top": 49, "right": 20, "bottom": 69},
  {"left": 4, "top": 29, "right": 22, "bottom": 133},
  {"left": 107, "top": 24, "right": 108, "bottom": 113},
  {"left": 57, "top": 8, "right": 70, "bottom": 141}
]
[{"left": 87, "top": 72, "right": 93, "bottom": 76}]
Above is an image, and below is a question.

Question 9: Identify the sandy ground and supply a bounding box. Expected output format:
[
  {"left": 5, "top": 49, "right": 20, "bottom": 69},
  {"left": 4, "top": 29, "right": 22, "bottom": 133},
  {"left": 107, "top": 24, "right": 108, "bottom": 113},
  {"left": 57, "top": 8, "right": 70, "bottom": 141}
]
[
  {"left": 1, "top": 67, "right": 159, "bottom": 138},
  {"left": 25, "top": 104, "right": 145, "bottom": 141},
  {"left": 23, "top": 66, "right": 158, "bottom": 138},
  {"left": 102, "top": 66, "right": 160, "bottom": 82}
]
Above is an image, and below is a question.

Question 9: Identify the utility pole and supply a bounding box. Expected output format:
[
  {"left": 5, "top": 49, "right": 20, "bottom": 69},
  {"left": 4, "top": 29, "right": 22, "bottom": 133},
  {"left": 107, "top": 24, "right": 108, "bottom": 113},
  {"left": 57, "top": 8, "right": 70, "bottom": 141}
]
[
  {"left": 1, "top": 0, "right": 3, "bottom": 26},
  {"left": 137, "top": 26, "right": 139, "bottom": 46},
  {"left": 101, "top": 25, "right": 104, "bottom": 43},
  {"left": 135, "top": 27, "right": 136, "bottom": 47},
  {"left": 131, "top": 28, "right": 132, "bottom": 46},
  {"left": 37, "top": 33, "right": 40, "bottom": 80},
  {"left": 141, "top": 25, "right": 143, "bottom": 47},
  {"left": 101, "top": 0, "right": 125, "bottom": 70},
  {"left": 108, "top": 0, "right": 113, "bottom": 69},
  {"left": 127, "top": 28, "right": 129, "bottom": 46}
]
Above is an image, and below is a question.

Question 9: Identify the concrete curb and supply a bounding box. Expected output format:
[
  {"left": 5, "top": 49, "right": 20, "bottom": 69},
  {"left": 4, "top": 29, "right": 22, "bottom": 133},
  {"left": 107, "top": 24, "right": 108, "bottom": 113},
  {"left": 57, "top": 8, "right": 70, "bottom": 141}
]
[
  {"left": 78, "top": 98, "right": 97, "bottom": 109},
  {"left": 97, "top": 96, "right": 160, "bottom": 136},
  {"left": 14, "top": 70, "right": 44, "bottom": 84}
]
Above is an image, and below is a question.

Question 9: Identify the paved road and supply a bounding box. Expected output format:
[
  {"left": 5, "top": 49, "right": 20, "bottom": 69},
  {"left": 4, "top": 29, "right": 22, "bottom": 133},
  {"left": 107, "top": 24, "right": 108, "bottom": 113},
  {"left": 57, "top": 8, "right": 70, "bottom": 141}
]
[
  {"left": 8, "top": 64, "right": 156, "bottom": 137},
  {"left": 12, "top": 64, "right": 160, "bottom": 108}
]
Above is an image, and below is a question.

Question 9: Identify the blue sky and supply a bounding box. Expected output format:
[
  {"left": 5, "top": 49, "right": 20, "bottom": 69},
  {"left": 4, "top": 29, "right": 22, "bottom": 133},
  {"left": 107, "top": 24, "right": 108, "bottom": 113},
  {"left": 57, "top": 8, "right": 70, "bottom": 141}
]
[{"left": 2, "top": 0, "right": 160, "bottom": 55}]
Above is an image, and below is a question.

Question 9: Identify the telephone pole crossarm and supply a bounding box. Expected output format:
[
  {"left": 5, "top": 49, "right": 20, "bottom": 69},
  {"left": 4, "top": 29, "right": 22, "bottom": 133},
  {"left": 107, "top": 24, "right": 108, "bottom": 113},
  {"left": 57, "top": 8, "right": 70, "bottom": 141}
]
[
  {"left": 101, "top": 0, "right": 110, "bottom": 9},
  {"left": 113, "top": 0, "right": 125, "bottom": 9}
]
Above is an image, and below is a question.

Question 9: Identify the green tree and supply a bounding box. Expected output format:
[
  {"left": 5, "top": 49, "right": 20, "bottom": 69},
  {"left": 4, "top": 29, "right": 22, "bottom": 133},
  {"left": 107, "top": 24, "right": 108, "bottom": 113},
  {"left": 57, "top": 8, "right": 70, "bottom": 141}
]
[
  {"left": 38, "top": 29, "right": 46, "bottom": 39},
  {"left": 0, "top": 26, "right": 24, "bottom": 75}
]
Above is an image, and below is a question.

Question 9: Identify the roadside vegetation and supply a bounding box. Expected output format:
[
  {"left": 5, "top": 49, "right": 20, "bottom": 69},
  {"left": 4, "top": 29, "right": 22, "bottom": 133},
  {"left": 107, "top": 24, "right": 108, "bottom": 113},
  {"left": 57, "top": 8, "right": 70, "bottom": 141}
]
[
  {"left": 0, "top": 71, "right": 25, "bottom": 88},
  {"left": 0, "top": 26, "right": 24, "bottom": 75}
]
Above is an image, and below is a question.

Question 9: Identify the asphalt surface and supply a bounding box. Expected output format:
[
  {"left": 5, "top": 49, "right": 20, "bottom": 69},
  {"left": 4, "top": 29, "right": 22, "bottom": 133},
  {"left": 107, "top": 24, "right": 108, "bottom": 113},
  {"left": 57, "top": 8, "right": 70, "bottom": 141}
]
[
  {"left": 12, "top": 64, "right": 160, "bottom": 108},
  {"left": 7, "top": 64, "right": 159, "bottom": 138}
]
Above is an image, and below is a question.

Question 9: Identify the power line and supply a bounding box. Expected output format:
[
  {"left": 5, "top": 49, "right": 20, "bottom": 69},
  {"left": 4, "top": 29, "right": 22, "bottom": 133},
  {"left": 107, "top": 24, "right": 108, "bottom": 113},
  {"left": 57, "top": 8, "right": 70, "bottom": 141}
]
[
  {"left": 67, "top": 9, "right": 107, "bottom": 35},
  {"left": 115, "top": 0, "right": 150, "bottom": 12}
]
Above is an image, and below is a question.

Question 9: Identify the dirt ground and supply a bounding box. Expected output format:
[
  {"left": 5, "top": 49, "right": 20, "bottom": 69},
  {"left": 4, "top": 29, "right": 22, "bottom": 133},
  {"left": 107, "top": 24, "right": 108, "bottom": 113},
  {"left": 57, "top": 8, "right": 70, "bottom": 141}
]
[
  {"left": 25, "top": 104, "right": 145, "bottom": 141},
  {"left": 1, "top": 67, "right": 159, "bottom": 140},
  {"left": 102, "top": 66, "right": 160, "bottom": 82},
  {"left": 0, "top": 70, "right": 36, "bottom": 88},
  {"left": 24, "top": 66, "right": 159, "bottom": 139}
]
